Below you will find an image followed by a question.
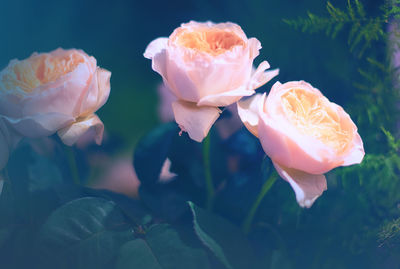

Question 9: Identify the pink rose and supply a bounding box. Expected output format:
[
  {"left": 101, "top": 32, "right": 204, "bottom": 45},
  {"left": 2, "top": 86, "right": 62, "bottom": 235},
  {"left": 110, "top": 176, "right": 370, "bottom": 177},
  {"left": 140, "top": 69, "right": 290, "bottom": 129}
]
[
  {"left": 0, "top": 48, "right": 111, "bottom": 169},
  {"left": 238, "top": 81, "right": 364, "bottom": 207},
  {"left": 144, "top": 21, "right": 278, "bottom": 142}
]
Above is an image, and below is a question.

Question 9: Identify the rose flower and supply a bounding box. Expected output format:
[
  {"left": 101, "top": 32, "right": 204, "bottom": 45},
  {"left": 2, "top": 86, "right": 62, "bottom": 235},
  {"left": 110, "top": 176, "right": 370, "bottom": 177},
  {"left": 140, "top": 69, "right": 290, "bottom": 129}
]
[
  {"left": 238, "top": 81, "right": 364, "bottom": 207},
  {"left": 0, "top": 48, "right": 111, "bottom": 170},
  {"left": 144, "top": 21, "right": 278, "bottom": 142}
]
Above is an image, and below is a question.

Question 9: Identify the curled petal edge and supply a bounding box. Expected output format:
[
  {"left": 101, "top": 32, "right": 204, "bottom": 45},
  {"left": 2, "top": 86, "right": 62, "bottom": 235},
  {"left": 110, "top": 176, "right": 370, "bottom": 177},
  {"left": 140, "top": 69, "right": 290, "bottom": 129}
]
[
  {"left": 57, "top": 114, "right": 104, "bottom": 146},
  {"left": 273, "top": 161, "right": 327, "bottom": 208},
  {"left": 248, "top": 61, "right": 279, "bottom": 91},
  {"left": 237, "top": 93, "right": 266, "bottom": 138},
  {"left": 172, "top": 100, "right": 221, "bottom": 142}
]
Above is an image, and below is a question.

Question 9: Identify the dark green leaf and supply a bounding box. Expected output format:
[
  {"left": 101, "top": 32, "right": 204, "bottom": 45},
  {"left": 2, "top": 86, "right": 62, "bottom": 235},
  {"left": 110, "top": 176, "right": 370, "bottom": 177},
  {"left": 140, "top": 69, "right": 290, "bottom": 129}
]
[
  {"left": 116, "top": 224, "right": 210, "bottom": 269},
  {"left": 189, "top": 202, "right": 257, "bottom": 269},
  {"left": 134, "top": 123, "right": 178, "bottom": 186},
  {"left": 36, "top": 197, "right": 134, "bottom": 269}
]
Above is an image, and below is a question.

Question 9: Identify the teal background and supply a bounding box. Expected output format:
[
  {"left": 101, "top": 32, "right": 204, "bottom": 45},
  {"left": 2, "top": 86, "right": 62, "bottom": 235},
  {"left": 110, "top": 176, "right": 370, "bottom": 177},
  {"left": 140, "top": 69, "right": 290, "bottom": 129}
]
[{"left": 0, "top": 0, "right": 378, "bottom": 147}]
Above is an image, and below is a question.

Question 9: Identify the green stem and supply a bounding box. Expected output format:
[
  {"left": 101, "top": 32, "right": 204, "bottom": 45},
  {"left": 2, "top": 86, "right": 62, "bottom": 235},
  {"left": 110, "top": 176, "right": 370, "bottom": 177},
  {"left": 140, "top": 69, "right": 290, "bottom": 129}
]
[
  {"left": 64, "top": 146, "right": 81, "bottom": 185},
  {"left": 242, "top": 173, "right": 278, "bottom": 235},
  {"left": 203, "top": 134, "right": 215, "bottom": 210}
]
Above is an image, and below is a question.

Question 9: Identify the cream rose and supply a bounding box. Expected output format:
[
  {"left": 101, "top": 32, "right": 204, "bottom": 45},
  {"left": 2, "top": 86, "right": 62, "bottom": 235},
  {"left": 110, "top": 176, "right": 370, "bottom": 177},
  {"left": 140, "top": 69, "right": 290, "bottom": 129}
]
[
  {"left": 0, "top": 48, "right": 111, "bottom": 169},
  {"left": 144, "top": 21, "right": 278, "bottom": 142},
  {"left": 238, "top": 81, "right": 364, "bottom": 207}
]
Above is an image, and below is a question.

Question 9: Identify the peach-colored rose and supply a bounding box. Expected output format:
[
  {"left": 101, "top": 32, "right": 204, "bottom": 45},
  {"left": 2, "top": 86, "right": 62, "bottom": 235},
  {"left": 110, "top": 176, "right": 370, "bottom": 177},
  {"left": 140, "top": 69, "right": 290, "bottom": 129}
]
[
  {"left": 144, "top": 21, "right": 278, "bottom": 142},
  {"left": 238, "top": 81, "right": 364, "bottom": 207},
  {"left": 0, "top": 48, "right": 111, "bottom": 169}
]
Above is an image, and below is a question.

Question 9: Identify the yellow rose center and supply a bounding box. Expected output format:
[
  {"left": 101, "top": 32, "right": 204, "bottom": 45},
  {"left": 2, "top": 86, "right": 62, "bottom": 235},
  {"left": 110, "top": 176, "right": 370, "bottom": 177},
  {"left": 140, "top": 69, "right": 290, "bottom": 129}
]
[
  {"left": 176, "top": 29, "right": 244, "bottom": 56},
  {"left": 0, "top": 51, "right": 84, "bottom": 94},
  {"left": 281, "top": 88, "right": 351, "bottom": 153}
]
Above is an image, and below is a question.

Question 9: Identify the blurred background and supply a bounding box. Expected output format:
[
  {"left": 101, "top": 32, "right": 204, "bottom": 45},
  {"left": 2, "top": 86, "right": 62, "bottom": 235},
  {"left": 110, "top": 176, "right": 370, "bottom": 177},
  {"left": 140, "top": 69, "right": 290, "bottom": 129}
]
[
  {"left": 0, "top": 0, "right": 379, "bottom": 148},
  {"left": 1, "top": 0, "right": 395, "bottom": 268}
]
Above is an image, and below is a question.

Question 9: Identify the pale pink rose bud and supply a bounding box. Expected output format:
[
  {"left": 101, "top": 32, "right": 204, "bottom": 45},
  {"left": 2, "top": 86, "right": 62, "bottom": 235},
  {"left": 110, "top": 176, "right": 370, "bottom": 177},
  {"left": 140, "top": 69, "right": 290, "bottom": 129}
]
[
  {"left": 144, "top": 21, "right": 279, "bottom": 142},
  {"left": 0, "top": 48, "right": 111, "bottom": 168},
  {"left": 238, "top": 81, "right": 364, "bottom": 208}
]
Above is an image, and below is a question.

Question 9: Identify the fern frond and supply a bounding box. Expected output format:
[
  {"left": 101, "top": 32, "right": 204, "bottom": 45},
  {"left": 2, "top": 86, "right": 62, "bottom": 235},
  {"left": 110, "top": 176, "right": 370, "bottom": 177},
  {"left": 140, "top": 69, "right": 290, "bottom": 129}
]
[
  {"left": 355, "top": 0, "right": 366, "bottom": 19},
  {"left": 283, "top": 0, "right": 386, "bottom": 57}
]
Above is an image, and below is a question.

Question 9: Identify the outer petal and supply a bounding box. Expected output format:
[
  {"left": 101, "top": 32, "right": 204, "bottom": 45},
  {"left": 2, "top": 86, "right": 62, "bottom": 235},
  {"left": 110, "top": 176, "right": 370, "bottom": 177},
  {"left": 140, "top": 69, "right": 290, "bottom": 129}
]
[
  {"left": 157, "top": 83, "right": 177, "bottom": 122},
  {"left": 273, "top": 162, "right": 327, "bottom": 208},
  {"left": 342, "top": 132, "right": 364, "bottom": 166},
  {"left": 57, "top": 114, "right": 104, "bottom": 146},
  {"left": 237, "top": 93, "right": 265, "bottom": 138},
  {"left": 197, "top": 84, "right": 254, "bottom": 107},
  {"left": 172, "top": 100, "right": 221, "bottom": 142},
  {"left": 144, "top": 38, "right": 169, "bottom": 86},
  {"left": 258, "top": 113, "right": 337, "bottom": 175},
  {"left": 144, "top": 37, "right": 168, "bottom": 59},
  {"left": 248, "top": 61, "right": 279, "bottom": 91},
  {"left": 163, "top": 54, "right": 202, "bottom": 102},
  {"left": 2, "top": 113, "right": 74, "bottom": 138},
  {"left": 78, "top": 68, "right": 111, "bottom": 117}
]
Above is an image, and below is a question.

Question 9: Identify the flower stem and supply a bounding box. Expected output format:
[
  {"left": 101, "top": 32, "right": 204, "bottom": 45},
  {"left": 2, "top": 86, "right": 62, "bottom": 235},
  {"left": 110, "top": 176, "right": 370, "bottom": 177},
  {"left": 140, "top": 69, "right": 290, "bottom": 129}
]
[
  {"left": 203, "top": 134, "right": 215, "bottom": 210},
  {"left": 242, "top": 172, "right": 278, "bottom": 235},
  {"left": 64, "top": 145, "right": 81, "bottom": 185}
]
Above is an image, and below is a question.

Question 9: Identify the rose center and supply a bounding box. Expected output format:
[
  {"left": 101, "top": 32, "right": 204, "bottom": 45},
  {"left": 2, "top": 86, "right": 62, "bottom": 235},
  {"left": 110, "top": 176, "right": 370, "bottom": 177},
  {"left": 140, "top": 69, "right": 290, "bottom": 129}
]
[
  {"left": 176, "top": 29, "right": 244, "bottom": 56},
  {"left": 281, "top": 89, "right": 351, "bottom": 153},
  {"left": 0, "top": 52, "right": 84, "bottom": 93}
]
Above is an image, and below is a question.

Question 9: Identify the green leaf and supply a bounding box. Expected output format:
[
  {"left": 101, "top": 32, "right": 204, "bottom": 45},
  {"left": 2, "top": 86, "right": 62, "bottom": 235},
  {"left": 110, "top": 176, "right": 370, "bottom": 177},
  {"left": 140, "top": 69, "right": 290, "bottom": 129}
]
[
  {"left": 116, "top": 224, "right": 210, "bottom": 269},
  {"left": 134, "top": 123, "right": 178, "bottom": 186},
  {"left": 36, "top": 197, "right": 134, "bottom": 269},
  {"left": 188, "top": 202, "right": 257, "bottom": 269}
]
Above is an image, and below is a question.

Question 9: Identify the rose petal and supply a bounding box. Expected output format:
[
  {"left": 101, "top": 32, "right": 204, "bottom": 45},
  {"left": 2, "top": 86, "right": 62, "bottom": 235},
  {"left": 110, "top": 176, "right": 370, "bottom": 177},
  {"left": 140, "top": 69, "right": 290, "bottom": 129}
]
[
  {"left": 2, "top": 113, "right": 74, "bottom": 138},
  {"left": 273, "top": 162, "right": 327, "bottom": 208},
  {"left": 237, "top": 93, "right": 265, "bottom": 138},
  {"left": 76, "top": 67, "right": 111, "bottom": 118},
  {"left": 144, "top": 38, "right": 169, "bottom": 88},
  {"left": 57, "top": 114, "right": 104, "bottom": 146},
  {"left": 172, "top": 100, "right": 221, "bottom": 142},
  {"left": 197, "top": 85, "right": 254, "bottom": 107},
  {"left": 144, "top": 37, "right": 168, "bottom": 59},
  {"left": 248, "top": 38, "right": 262, "bottom": 60},
  {"left": 342, "top": 132, "right": 365, "bottom": 166},
  {"left": 248, "top": 62, "right": 279, "bottom": 91},
  {"left": 96, "top": 68, "right": 111, "bottom": 108},
  {"left": 158, "top": 83, "right": 177, "bottom": 122}
]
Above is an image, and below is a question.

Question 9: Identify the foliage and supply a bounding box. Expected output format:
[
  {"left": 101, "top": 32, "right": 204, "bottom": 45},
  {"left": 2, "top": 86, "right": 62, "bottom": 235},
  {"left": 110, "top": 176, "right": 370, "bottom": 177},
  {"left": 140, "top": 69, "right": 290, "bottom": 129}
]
[
  {"left": 1, "top": 1, "right": 399, "bottom": 269},
  {"left": 283, "top": 0, "right": 399, "bottom": 57}
]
